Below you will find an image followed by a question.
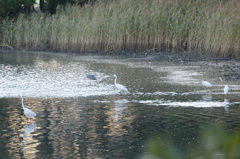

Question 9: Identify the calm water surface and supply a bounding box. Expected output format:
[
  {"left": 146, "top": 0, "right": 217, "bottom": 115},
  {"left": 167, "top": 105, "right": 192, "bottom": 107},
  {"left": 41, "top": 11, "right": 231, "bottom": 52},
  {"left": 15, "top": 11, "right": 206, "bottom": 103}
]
[{"left": 0, "top": 51, "right": 240, "bottom": 159}]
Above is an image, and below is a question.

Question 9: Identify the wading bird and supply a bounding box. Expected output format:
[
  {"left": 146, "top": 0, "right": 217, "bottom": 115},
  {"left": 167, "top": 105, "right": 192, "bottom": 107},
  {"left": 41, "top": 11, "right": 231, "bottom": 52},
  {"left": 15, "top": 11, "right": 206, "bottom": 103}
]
[
  {"left": 21, "top": 97, "right": 36, "bottom": 118},
  {"left": 224, "top": 85, "right": 229, "bottom": 95},
  {"left": 202, "top": 80, "right": 212, "bottom": 87},
  {"left": 81, "top": 66, "right": 97, "bottom": 80},
  {"left": 113, "top": 74, "right": 128, "bottom": 92}
]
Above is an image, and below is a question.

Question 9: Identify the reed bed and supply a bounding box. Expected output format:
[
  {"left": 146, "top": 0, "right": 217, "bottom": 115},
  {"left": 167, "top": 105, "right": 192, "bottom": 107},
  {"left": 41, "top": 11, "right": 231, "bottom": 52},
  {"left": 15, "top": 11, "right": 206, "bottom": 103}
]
[{"left": 0, "top": 0, "right": 240, "bottom": 57}]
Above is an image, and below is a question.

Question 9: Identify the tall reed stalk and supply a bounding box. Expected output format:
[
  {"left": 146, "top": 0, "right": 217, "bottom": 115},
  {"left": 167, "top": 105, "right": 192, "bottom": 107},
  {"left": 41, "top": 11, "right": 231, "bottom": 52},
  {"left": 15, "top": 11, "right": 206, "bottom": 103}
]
[{"left": 0, "top": 0, "right": 239, "bottom": 57}]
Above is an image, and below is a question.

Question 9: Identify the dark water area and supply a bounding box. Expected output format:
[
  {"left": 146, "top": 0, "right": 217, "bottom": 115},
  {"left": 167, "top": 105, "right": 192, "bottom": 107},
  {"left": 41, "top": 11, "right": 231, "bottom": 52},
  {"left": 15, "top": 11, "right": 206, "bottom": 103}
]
[{"left": 0, "top": 51, "right": 240, "bottom": 158}]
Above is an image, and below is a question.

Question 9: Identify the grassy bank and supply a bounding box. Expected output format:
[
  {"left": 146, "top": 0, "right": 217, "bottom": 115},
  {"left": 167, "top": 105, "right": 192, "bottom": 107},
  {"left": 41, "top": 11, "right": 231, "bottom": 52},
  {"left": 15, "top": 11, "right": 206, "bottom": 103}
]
[{"left": 0, "top": 0, "right": 240, "bottom": 57}]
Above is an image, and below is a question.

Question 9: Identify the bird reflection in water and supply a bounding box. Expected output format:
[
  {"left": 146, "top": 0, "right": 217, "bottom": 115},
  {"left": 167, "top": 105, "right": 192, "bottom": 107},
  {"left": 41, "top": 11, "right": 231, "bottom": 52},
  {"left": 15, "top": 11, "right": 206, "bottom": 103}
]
[
  {"left": 114, "top": 99, "right": 129, "bottom": 122},
  {"left": 20, "top": 122, "right": 36, "bottom": 152},
  {"left": 224, "top": 98, "right": 229, "bottom": 113},
  {"left": 201, "top": 94, "right": 212, "bottom": 102}
]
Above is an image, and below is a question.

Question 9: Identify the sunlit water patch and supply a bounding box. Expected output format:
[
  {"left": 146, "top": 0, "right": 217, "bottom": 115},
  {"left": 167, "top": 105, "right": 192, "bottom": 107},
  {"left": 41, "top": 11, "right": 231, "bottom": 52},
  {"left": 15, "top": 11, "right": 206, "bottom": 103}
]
[
  {"left": 0, "top": 60, "right": 118, "bottom": 98},
  {"left": 160, "top": 66, "right": 202, "bottom": 85}
]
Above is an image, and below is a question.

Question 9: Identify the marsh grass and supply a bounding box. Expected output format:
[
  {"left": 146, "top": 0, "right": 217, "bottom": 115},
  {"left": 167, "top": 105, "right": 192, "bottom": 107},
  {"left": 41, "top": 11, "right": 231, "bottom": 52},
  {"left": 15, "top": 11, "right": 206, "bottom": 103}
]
[{"left": 0, "top": 0, "right": 240, "bottom": 57}]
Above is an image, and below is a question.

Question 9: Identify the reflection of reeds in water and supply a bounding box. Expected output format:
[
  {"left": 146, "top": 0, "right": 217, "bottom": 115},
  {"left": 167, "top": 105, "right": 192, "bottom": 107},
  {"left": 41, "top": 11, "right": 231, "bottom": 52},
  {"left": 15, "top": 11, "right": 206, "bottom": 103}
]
[
  {"left": 1, "top": 98, "right": 39, "bottom": 159},
  {"left": 36, "top": 97, "right": 135, "bottom": 158},
  {"left": 1, "top": 0, "right": 240, "bottom": 57}
]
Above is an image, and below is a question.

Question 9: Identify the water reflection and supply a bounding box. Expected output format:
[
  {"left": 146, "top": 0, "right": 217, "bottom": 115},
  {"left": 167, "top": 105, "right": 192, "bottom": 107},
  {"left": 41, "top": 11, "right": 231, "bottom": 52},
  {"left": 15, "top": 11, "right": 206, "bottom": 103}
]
[
  {"left": 202, "top": 94, "right": 212, "bottom": 102},
  {"left": 23, "top": 123, "right": 36, "bottom": 139},
  {"left": 224, "top": 98, "right": 229, "bottom": 113},
  {"left": 20, "top": 122, "right": 37, "bottom": 158},
  {"left": 0, "top": 52, "right": 240, "bottom": 158},
  {"left": 114, "top": 99, "right": 129, "bottom": 122}
]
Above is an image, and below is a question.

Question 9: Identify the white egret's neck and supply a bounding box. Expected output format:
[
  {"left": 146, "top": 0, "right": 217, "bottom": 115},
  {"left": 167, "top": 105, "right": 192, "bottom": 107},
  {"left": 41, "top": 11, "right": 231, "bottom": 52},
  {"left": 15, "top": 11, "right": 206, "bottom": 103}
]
[
  {"left": 21, "top": 97, "right": 25, "bottom": 109},
  {"left": 114, "top": 75, "right": 117, "bottom": 86},
  {"left": 81, "top": 67, "right": 86, "bottom": 76}
]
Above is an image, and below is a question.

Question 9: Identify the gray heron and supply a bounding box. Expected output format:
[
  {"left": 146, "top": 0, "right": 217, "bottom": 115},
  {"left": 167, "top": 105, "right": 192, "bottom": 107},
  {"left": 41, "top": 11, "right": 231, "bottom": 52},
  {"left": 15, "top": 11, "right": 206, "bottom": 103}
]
[{"left": 81, "top": 66, "right": 97, "bottom": 80}]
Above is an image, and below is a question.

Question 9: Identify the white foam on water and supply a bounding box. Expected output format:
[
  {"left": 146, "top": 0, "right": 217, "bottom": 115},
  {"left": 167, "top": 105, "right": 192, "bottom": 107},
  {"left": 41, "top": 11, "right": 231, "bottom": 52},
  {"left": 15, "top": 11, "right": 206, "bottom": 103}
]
[
  {"left": 161, "top": 101, "right": 227, "bottom": 107},
  {"left": 133, "top": 99, "right": 230, "bottom": 107},
  {"left": 134, "top": 92, "right": 178, "bottom": 96}
]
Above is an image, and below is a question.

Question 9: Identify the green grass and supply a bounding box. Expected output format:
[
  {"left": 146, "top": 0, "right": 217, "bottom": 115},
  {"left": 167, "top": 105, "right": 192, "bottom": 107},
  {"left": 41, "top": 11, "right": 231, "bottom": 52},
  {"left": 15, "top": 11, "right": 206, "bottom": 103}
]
[
  {"left": 147, "top": 125, "right": 240, "bottom": 159},
  {"left": 0, "top": 0, "right": 240, "bottom": 58}
]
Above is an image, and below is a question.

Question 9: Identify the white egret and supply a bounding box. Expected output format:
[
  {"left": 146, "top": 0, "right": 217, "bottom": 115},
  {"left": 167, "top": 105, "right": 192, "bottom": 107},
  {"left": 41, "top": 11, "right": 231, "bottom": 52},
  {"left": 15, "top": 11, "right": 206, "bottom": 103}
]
[
  {"left": 202, "top": 80, "right": 212, "bottom": 87},
  {"left": 81, "top": 66, "right": 97, "bottom": 80},
  {"left": 224, "top": 85, "right": 229, "bottom": 95},
  {"left": 113, "top": 75, "right": 128, "bottom": 92},
  {"left": 21, "top": 97, "right": 36, "bottom": 118}
]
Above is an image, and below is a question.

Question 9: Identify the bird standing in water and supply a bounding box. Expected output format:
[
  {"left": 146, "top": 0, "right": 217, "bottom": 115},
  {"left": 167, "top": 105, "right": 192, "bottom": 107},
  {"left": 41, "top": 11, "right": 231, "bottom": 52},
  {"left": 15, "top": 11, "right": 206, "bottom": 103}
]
[
  {"left": 202, "top": 80, "right": 212, "bottom": 87},
  {"left": 224, "top": 85, "right": 229, "bottom": 95},
  {"left": 81, "top": 66, "right": 97, "bottom": 80},
  {"left": 113, "top": 74, "right": 128, "bottom": 92},
  {"left": 21, "top": 97, "right": 36, "bottom": 118}
]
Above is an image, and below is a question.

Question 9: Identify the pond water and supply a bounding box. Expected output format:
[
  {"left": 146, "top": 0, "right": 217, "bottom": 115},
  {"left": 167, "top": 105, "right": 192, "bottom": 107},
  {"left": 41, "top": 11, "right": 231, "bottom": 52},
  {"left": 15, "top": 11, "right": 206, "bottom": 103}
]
[{"left": 0, "top": 51, "right": 240, "bottom": 158}]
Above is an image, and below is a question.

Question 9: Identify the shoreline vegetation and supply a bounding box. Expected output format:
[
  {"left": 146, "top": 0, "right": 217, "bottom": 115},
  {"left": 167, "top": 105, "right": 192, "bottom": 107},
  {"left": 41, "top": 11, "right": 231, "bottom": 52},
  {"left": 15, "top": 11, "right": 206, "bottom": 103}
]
[{"left": 0, "top": 0, "right": 240, "bottom": 58}]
